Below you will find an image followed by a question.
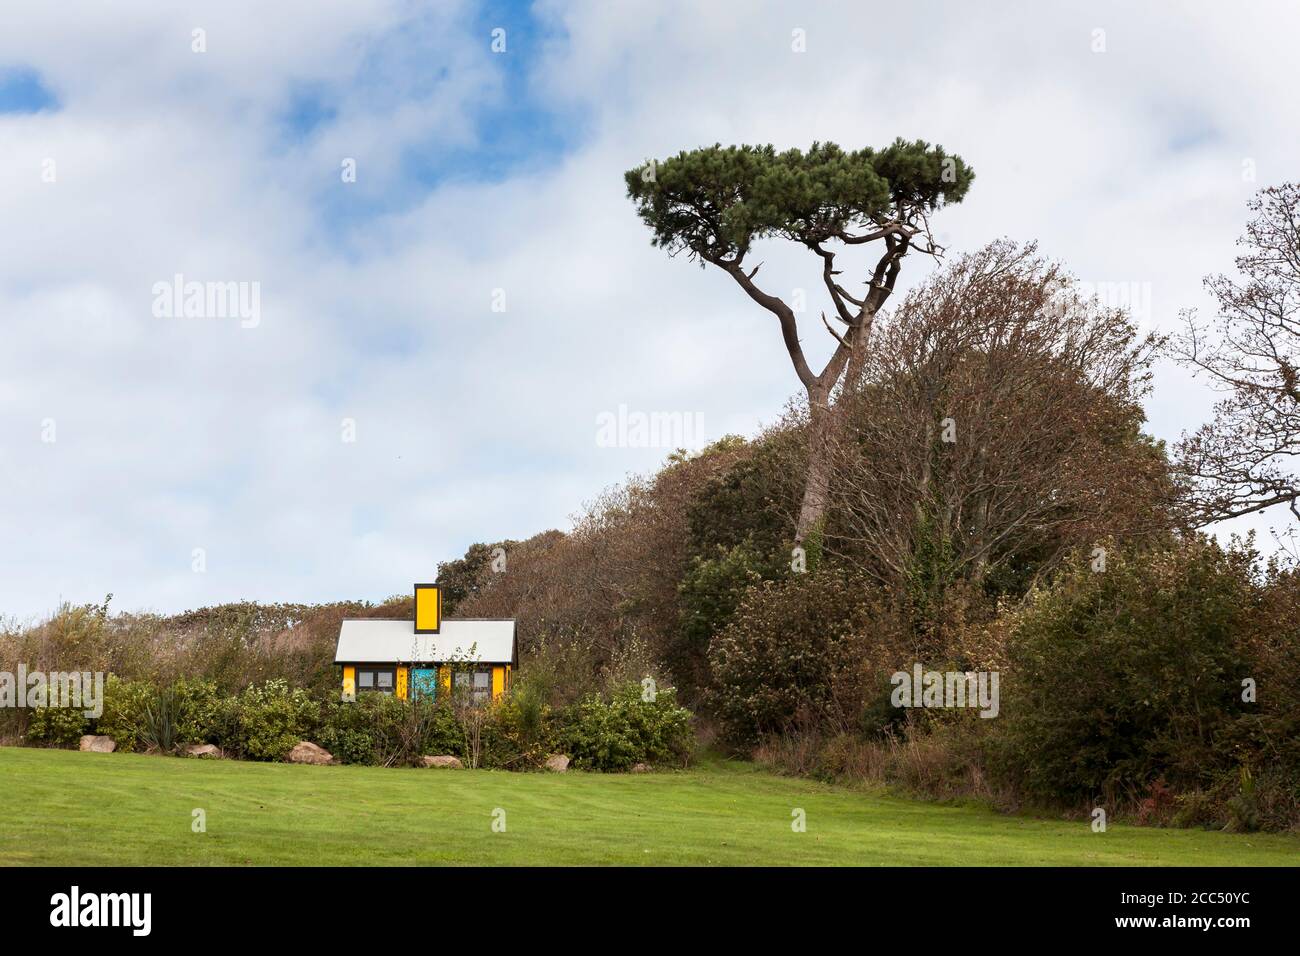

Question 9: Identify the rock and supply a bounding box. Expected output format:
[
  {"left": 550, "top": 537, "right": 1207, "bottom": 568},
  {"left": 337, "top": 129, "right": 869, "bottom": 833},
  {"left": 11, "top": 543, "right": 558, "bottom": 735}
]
[
  {"left": 78, "top": 735, "right": 116, "bottom": 753},
  {"left": 420, "top": 755, "right": 464, "bottom": 769},
  {"left": 544, "top": 753, "right": 570, "bottom": 773},
  {"left": 286, "top": 741, "right": 333, "bottom": 765},
  {"left": 185, "top": 743, "right": 221, "bottom": 758},
  {"left": 630, "top": 762, "right": 651, "bottom": 773}
]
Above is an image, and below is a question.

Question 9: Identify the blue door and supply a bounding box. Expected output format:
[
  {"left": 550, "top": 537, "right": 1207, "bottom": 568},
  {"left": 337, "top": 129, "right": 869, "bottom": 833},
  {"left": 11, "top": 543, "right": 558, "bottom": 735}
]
[{"left": 411, "top": 668, "right": 438, "bottom": 700}]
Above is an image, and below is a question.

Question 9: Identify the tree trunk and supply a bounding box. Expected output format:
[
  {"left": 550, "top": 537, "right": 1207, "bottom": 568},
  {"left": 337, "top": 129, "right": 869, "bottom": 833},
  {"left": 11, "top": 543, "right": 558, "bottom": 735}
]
[{"left": 795, "top": 387, "right": 833, "bottom": 544}]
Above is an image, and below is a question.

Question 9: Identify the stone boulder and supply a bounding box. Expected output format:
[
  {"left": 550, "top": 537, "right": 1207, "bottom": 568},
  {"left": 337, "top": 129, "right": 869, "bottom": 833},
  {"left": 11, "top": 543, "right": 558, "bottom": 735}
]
[
  {"left": 78, "top": 735, "right": 116, "bottom": 753},
  {"left": 420, "top": 755, "right": 464, "bottom": 769},
  {"left": 544, "top": 753, "right": 570, "bottom": 773},
  {"left": 286, "top": 741, "right": 333, "bottom": 765},
  {"left": 185, "top": 743, "right": 221, "bottom": 758}
]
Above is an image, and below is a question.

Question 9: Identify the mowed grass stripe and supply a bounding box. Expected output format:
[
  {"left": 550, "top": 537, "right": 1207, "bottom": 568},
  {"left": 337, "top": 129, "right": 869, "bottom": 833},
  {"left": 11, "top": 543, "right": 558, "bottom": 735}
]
[{"left": 1, "top": 747, "right": 1296, "bottom": 866}]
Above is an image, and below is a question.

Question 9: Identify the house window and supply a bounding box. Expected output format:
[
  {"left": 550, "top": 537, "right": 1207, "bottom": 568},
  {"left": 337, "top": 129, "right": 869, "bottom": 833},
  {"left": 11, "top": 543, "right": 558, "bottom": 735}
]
[
  {"left": 453, "top": 669, "right": 493, "bottom": 704},
  {"left": 356, "top": 668, "right": 396, "bottom": 695}
]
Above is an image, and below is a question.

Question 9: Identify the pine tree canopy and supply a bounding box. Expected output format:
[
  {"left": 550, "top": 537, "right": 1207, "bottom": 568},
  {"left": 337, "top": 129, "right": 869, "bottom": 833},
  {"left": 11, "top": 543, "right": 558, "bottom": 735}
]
[{"left": 624, "top": 140, "right": 974, "bottom": 264}]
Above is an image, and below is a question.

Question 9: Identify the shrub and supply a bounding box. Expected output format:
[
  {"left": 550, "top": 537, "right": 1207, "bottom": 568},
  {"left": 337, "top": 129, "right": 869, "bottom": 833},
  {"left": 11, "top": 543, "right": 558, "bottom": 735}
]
[
  {"left": 233, "top": 679, "right": 320, "bottom": 761},
  {"left": 317, "top": 697, "right": 385, "bottom": 765},
  {"left": 1223, "top": 765, "right": 1260, "bottom": 833},
  {"left": 139, "top": 685, "right": 180, "bottom": 753},
  {"left": 1223, "top": 564, "right": 1300, "bottom": 777},
  {"left": 25, "top": 705, "right": 88, "bottom": 747},
  {"left": 397, "top": 697, "right": 463, "bottom": 764},
  {"left": 171, "top": 677, "right": 225, "bottom": 744},
  {"left": 558, "top": 683, "right": 694, "bottom": 771},
  {"left": 756, "top": 715, "right": 1002, "bottom": 806},
  {"left": 318, "top": 694, "right": 462, "bottom": 766},
  {"left": 95, "top": 678, "right": 157, "bottom": 753},
  {"left": 708, "top": 569, "right": 878, "bottom": 746},
  {"left": 92, "top": 677, "right": 226, "bottom": 752},
  {"left": 484, "top": 680, "right": 557, "bottom": 769},
  {"left": 993, "top": 540, "right": 1253, "bottom": 805},
  {"left": 675, "top": 541, "right": 770, "bottom": 687}
]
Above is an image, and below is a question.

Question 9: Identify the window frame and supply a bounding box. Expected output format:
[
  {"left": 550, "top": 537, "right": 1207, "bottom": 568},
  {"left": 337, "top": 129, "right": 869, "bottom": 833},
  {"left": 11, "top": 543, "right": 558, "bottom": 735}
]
[
  {"left": 355, "top": 666, "right": 397, "bottom": 696},
  {"left": 453, "top": 667, "right": 495, "bottom": 704}
]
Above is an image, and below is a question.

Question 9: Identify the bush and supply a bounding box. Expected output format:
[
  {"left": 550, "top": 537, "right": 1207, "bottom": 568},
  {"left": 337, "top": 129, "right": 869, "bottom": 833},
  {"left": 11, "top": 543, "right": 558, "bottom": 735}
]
[
  {"left": 92, "top": 677, "right": 226, "bottom": 752},
  {"left": 993, "top": 540, "right": 1253, "bottom": 805},
  {"left": 233, "top": 679, "right": 320, "bottom": 761},
  {"left": 675, "top": 541, "right": 771, "bottom": 687},
  {"left": 484, "top": 681, "right": 557, "bottom": 769},
  {"left": 171, "top": 677, "right": 225, "bottom": 745},
  {"left": 1222, "top": 564, "right": 1300, "bottom": 779},
  {"left": 318, "top": 693, "right": 462, "bottom": 766},
  {"left": 25, "top": 705, "right": 88, "bottom": 747},
  {"left": 317, "top": 696, "right": 387, "bottom": 765},
  {"left": 139, "top": 685, "right": 180, "bottom": 753},
  {"left": 558, "top": 683, "right": 694, "bottom": 771},
  {"left": 95, "top": 678, "right": 157, "bottom": 753},
  {"left": 708, "top": 569, "right": 878, "bottom": 747}
]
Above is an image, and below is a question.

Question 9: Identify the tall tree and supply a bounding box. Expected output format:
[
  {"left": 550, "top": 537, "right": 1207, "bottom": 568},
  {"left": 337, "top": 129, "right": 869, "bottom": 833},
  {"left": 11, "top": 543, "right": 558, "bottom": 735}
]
[
  {"left": 625, "top": 140, "right": 973, "bottom": 543},
  {"left": 1174, "top": 183, "right": 1300, "bottom": 525},
  {"left": 436, "top": 540, "right": 517, "bottom": 615},
  {"left": 825, "top": 241, "right": 1171, "bottom": 605}
]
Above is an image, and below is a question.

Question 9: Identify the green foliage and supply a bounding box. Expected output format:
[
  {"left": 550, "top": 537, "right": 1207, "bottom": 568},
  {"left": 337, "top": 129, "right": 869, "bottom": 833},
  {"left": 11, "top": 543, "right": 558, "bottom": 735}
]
[
  {"left": 625, "top": 140, "right": 973, "bottom": 263},
  {"left": 140, "top": 685, "right": 179, "bottom": 753},
  {"left": 684, "top": 435, "right": 796, "bottom": 559},
  {"left": 317, "top": 680, "right": 693, "bottom": 773},
  {"left": 801, "top": 520, "right": 824, "bottom": 574},
  {"left": 485, "top": 680, "right": 557, "bottom": 768},
  {"left": 904, "top": 501, "right": 958, "bottom": 614},
  {"left": 709, "top": 570, "right": 877, "bottom": 746},
  {"left": 317, "top": 694, "right": 462, "bottom": 766},
  {"left": 233, "top": 679, "right": 320, "bottom": 761},
  {"left": 1224, "top": 765, "right": 1260, "bottom": 833},
  {"left": 93, "top": 677, "right": 225, "bottom": 752},
  {"left": 171, "top": 677, "right": 225, "bottom": 744},
  {"left": 672, "top": 434, "right": 802, "bottom": 690},
  {"left": 675, "top": 541, "right": 768, "bottom": 685},
  {"left": 994, "top": 541, "right": 1254, "bottom": 804},
  {"left": 95, "top": 678, "right": 156, "bottom": 753},
  {"left": 316, "top": 698, "right": 383, "bottom": 765},
  {"left": 25, "top": 705, "right": 87, "bottom": 747},
  {"left": 558, "top": 683, "right": 694, "bottom": 772}
]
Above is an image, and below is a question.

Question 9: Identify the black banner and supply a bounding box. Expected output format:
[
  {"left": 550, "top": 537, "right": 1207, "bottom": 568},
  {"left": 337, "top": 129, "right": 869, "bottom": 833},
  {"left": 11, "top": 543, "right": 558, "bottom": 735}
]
[{"left": 0, "top": 866, "right": 1286, "bottom": 941}]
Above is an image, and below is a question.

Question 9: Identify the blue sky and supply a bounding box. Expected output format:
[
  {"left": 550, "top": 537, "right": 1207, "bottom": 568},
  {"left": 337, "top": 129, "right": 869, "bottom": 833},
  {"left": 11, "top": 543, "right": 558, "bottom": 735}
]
[
  {"left": 0, "top": 66, "right": 59, "bottom": 113},
  {"left": 0, "top": 0, "right": 1297, "bottom": 620}
]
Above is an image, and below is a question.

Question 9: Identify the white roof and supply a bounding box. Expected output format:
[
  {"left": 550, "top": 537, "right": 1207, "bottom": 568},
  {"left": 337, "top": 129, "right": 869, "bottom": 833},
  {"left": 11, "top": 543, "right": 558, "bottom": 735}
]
[{"left": 334, "top": 619, "right": 516, "bottom": 665}]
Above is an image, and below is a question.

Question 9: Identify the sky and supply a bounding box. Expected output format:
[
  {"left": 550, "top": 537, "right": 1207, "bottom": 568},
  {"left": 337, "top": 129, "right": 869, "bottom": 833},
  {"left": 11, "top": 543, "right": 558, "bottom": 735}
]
[{"left": 1, "top": 0, "right": 1297, "bottom": 621}]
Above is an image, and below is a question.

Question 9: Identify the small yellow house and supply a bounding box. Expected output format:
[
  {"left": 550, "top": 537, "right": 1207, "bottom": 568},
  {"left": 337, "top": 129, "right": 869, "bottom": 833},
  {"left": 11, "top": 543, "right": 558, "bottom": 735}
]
[{"left": 334, "top": 617, "right": 517, "bottom": 704}]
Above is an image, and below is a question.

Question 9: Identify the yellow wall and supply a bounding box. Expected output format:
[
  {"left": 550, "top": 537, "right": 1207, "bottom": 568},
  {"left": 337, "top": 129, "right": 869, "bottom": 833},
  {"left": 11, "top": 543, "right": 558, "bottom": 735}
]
[{"left": 341, "top": 663, "right": 511, "bottom": 702}]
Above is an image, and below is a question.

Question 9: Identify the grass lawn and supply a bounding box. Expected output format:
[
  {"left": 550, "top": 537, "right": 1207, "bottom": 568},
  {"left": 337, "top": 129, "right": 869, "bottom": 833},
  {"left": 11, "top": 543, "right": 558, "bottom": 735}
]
[{"left": 1, "top": 746, "right": 1296, "bottom": 866}]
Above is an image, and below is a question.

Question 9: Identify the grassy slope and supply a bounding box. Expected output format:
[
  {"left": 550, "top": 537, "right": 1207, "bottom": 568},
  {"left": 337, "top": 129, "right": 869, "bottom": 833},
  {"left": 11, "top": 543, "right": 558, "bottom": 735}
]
[{"left": 1, "top": 746, "right": 1295, "bottom": 866}]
